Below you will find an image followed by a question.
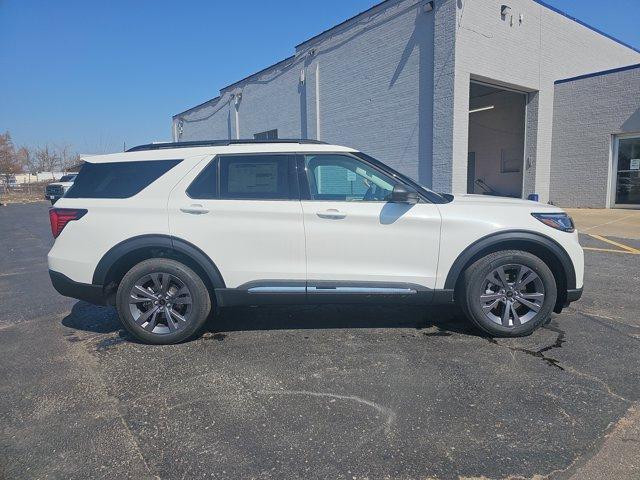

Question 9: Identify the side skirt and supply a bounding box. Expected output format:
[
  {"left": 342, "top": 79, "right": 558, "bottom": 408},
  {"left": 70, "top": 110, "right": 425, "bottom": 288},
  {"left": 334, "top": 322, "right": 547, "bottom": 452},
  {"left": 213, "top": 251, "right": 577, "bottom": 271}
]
[{"left": 215, "top": 281, "right": 455, "bottom": 307}]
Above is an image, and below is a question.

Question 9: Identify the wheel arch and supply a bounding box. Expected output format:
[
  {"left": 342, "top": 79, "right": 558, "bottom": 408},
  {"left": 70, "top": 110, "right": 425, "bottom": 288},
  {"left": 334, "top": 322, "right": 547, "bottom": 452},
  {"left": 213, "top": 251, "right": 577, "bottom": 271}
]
[
  {"left": 445, "top": 230, "right": 576, "bottom": 311},
  {"left": 93, "top": 234, "right": 226, "bottom": 304}
]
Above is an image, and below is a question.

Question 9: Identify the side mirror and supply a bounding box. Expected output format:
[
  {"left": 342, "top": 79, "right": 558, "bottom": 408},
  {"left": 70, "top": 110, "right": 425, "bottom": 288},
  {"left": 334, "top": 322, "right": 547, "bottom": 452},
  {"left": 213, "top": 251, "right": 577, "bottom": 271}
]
[{"left": 390, "top": 184, "right": 418, "bottom": 204}]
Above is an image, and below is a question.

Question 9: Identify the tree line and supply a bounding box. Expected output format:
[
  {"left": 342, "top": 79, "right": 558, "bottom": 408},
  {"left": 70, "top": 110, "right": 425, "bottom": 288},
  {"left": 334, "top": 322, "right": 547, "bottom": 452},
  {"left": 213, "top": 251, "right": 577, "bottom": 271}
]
[{"left": 0, "top": 131, "right": 82, "bottom": 182}]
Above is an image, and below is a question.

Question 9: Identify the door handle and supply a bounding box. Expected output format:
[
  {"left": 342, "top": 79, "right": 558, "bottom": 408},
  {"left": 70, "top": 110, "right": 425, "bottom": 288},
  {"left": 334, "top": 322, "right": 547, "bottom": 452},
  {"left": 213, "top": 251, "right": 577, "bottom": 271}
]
[
  {"left": 317, "top": 209, "right": 346, "bottom": 219},
  {"left": 180, "top": 204, "right": 210, "bottom": 215}
]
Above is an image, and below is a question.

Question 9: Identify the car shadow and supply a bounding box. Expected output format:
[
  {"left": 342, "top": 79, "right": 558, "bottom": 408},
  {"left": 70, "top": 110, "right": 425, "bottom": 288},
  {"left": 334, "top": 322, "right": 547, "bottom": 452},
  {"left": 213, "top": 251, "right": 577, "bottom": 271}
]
[
  {"left": 61, "top": 301, "right": 121, "bottom": 334},
  {"left": 205, "top": 304, "right": 479, "bottom": 337},
  {"left": 60, "top": 301, "right": 481, "bottom": 341}
]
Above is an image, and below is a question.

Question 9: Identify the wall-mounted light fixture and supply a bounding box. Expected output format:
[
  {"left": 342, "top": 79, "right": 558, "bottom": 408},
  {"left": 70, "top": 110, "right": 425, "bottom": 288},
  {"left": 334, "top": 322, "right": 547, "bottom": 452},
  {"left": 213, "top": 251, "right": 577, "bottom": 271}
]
[
  {"left": 469, "top": 105, "right": 495, "bottom": 114},
  {"left": 501, "top": 5, "right": 511, "bottom": 16},
  {"left": 300, "top": 68, "right": 306, "bottom": 84},
  {"left": 424, "top": 1, "right": 434, "bottom": 12}
]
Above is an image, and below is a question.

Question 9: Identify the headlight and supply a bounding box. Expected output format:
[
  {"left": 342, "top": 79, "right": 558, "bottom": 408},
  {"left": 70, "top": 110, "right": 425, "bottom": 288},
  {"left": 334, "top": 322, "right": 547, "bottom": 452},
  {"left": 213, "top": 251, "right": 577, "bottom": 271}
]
[{"left": 531, "top": 213, "right": 575, "bottom": 232}]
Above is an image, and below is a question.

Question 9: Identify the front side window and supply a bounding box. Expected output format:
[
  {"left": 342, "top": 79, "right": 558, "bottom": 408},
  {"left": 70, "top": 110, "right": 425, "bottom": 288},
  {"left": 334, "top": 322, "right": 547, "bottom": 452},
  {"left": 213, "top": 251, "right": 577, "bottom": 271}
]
[
  {"left": 304, "top": 154, "right": 396, "bottom": 202},
  {"left": 219, "top": 155, "right": 292, "bottom": 200}
]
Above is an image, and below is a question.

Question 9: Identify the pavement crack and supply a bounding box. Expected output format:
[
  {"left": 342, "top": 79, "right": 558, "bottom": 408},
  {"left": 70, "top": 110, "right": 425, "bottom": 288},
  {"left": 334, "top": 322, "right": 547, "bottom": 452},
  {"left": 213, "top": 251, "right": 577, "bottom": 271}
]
[
  {"left": 560, "top": 364, "right": 632, "bottom": 404},
  {"left": 485, "top": 325, "right": 566, "bottom": 370},
  {"left": 70, "top": 337, "right": 161, "bottom": 479},
  {"left": 486, "top": 326, "right": 632, "bottom": 403}
]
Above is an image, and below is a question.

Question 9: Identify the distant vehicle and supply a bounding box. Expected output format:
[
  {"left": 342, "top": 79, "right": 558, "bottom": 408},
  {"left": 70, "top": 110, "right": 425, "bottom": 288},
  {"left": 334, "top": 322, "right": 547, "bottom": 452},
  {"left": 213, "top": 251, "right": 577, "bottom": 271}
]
[
  {"left": 45, "top": 174, "right": 77, "bottom": 204},
  {"left": 2, "top": 175, "right": 19, "bottom": 189},
  {"left": 47, "top": 140, "right": 583, "bottom": 345}
]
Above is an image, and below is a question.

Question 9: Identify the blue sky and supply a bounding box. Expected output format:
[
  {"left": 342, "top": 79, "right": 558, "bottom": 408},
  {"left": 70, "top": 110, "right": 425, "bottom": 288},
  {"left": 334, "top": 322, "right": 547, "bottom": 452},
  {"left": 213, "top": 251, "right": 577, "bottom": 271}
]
[{"left": 1, "top": 0, "right": 638, "bottom": 154}]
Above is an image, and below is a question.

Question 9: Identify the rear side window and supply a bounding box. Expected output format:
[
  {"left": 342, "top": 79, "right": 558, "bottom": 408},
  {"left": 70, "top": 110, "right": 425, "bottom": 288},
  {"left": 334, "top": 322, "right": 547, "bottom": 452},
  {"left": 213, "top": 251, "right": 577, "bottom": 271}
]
[
  {"left": 219, "top": 155, "right": 293, "bottom": 200},
  {"left": 65, "top": 160, "right": 181, "bottom": 199}
]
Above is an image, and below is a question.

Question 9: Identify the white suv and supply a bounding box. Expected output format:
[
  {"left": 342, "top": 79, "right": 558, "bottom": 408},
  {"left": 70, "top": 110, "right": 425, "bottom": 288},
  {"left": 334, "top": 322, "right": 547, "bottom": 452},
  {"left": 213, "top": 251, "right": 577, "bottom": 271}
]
[{"left": 47, "top": 140, "right": 583, "bottom": 344}]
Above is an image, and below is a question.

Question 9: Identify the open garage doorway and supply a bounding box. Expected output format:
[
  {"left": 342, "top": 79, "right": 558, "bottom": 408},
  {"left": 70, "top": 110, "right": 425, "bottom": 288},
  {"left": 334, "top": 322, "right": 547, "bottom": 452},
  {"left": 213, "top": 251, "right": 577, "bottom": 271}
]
[{"left": 467, "top": 81, "right": 527, "bottom": 198}]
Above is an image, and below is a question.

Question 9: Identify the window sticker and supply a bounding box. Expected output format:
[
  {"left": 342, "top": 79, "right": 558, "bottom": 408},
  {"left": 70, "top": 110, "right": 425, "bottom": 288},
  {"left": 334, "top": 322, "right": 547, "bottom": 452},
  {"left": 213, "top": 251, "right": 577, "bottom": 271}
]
[{"left": 228, "top": 162, "right": 278, "bottom": 193}]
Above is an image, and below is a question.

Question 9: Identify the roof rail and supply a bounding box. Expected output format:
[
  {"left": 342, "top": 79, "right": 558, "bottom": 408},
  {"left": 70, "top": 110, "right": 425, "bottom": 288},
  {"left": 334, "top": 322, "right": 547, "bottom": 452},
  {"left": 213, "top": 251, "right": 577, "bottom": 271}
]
[{"left": 126, "top": 139, "right": 327, "bottom": 152}]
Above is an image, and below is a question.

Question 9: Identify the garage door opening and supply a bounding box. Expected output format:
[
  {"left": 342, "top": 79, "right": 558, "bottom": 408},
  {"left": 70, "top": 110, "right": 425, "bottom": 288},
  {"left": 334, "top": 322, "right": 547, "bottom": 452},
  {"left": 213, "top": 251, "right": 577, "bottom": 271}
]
[{"left": 467, "top": 82, "right": 527, "bottom": 198}]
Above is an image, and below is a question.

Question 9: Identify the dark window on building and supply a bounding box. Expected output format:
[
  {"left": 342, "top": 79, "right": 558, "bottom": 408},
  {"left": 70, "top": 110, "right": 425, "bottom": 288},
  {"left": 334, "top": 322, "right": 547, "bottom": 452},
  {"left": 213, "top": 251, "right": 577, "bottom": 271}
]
[
  {"left": 65, "top": 160, "right": 181, "bottom": 199},
  {"left": 219, "top": 155, "right": 291, "bottom": 200},
  {"left": 254, "top": 129, "right": 278, "bottom": 140},
  {"left": 187, "top": 160, "right": 218, "bottom": 199}
]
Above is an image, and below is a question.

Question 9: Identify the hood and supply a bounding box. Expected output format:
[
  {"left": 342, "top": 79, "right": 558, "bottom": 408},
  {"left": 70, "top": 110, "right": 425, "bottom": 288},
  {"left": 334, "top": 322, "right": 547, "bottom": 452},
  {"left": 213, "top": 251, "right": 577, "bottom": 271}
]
[{"left": 450, "top": 194, "right": 562, "bottom": 210}]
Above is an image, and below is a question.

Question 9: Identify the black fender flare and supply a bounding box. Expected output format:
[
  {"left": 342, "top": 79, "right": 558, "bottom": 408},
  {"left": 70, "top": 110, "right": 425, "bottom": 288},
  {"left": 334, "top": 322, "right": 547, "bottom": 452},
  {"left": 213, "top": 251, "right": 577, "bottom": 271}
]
[
  {"left": 444, "top": 230, "right": 576, "bottom": 291},
  {"left": 92, "top": 234, "right": 226, "bottom": 289}
]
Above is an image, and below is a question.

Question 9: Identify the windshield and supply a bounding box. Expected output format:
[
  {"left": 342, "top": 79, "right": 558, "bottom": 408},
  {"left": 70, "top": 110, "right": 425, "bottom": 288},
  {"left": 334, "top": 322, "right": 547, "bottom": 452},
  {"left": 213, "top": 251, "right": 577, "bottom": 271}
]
[
  {"left": 353, "top": 152, "right": 449, "bottom": 204},
  {"left": 60, "top": 175, "right": 76, "bottom": 182}
]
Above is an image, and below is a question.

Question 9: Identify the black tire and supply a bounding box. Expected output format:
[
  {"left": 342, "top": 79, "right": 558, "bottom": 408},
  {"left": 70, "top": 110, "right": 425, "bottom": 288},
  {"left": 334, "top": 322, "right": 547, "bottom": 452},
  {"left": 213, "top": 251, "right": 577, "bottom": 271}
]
[
  {"left": 459, "top": 250, "right": 557, "bottom": 337},
  {"left": 116, "top": 258, "right": 212, "bottom": 345}
]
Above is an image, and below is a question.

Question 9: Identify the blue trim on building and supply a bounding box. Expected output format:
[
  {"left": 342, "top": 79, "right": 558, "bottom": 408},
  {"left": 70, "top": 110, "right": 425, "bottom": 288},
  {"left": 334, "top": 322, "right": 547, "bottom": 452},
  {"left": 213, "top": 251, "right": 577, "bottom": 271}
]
[
  {"left": 555, "top": 63, "right": 640, "bottom": 85},
  {"left": 533, "top": 0, "right": 640, "bottom": 54}
]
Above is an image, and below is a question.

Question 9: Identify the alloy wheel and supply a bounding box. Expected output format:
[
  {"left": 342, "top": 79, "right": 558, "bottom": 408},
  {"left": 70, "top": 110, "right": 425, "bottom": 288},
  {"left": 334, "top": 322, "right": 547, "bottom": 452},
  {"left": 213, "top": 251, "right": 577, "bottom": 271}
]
[
  {"left": 128, "top": 272, "right": 193, "bottom": 335},
  {"left": 479, "top": 264, "right": 545, "bottom": 327}
]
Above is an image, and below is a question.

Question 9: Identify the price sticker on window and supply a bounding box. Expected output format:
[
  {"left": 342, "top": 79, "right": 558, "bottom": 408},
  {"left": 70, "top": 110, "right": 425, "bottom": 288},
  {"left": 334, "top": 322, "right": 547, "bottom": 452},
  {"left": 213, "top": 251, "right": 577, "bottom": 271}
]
[{"left": 630, "top": 159, "right": 640, "bottom": 170}]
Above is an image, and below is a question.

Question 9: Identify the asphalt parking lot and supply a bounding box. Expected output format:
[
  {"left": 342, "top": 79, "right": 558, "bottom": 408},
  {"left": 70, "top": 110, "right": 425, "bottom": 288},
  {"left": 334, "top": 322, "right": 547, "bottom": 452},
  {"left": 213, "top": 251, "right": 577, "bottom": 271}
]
[{"left": 1, "top": 203, "right": 639, "bottom": 480}]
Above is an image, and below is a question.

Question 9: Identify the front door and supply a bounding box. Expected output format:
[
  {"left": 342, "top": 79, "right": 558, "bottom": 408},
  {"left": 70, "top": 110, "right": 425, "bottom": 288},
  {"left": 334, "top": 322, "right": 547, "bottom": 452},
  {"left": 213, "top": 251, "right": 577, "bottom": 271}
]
[
  {"left": 168, "top": 154, "right": 306, "bottom": 289},
  {"left": 614, "top": 135, "right": 640, "bottom": 207},
  {"left": 299, "top": 153, "right": 441, "bottom": 297}
]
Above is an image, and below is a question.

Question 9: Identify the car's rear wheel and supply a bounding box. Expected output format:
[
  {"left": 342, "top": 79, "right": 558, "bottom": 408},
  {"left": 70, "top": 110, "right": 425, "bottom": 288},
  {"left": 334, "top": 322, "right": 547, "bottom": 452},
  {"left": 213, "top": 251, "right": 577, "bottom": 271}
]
[
  {"left": 116, "top": 258, "right": 211, "bottom": 344},
  {"left": 459, "top": 250, "right": 557, "bottom": 337}
]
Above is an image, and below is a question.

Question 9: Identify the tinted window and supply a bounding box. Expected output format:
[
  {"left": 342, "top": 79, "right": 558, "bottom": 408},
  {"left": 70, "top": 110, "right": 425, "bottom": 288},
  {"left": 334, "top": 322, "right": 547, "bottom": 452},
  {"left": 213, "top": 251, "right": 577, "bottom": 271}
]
[
  {"left": 187, "top": 160, "right": 217, "bottom": 199},
  {"left": 304, "top": 154, "right": 396, "bottom": 202},
  {"left": 219, "top": 155, "right": 291, "bottom": 200},
  {"left": 65, "top": 160, "right": 181, "bottom": 199},
  {"left": 60, "top": 175, "right": 76, "bottom": 182}
]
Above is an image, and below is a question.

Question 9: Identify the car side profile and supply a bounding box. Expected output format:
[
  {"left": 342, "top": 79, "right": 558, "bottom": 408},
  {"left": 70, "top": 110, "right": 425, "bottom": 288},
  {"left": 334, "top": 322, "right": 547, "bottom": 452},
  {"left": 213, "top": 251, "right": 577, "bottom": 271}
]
[{"left": 47, "top": 140, "right": 583, "bottom": 344}]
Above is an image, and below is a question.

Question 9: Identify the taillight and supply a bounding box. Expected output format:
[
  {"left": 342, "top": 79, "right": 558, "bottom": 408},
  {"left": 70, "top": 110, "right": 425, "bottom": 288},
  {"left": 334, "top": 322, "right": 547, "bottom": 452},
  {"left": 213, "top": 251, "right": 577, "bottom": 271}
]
[{"left": 49, "top": 208, "right": 87, "bottom": 238}]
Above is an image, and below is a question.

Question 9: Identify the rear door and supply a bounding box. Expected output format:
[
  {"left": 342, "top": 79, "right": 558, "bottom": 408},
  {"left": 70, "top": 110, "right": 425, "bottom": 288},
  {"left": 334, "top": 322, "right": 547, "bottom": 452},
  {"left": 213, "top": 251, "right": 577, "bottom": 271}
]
[
  {"left": 168, "top": 153, "right": 306, "bottom": 290},
  {"left": 298, "top": 153, "right": 441, "bottom": 299}
]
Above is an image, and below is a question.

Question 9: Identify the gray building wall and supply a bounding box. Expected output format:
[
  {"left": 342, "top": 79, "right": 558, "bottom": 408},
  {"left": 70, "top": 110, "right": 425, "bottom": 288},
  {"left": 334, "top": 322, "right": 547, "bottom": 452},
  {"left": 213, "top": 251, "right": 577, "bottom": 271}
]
[
  {"left": 549, "top": 65, "right": 640, "bottom": 208},
  {"left": 436, "top": 0, "right": 640, "bottom": 200},
  {"left": 177, "top": 94, "right": 235, "bottom": 141},
  {"left": 174, "top": 0, "right": 640, "bottom": 200},
  {"left": 174, "top": 0, "right": 434, "bottom": 184}
]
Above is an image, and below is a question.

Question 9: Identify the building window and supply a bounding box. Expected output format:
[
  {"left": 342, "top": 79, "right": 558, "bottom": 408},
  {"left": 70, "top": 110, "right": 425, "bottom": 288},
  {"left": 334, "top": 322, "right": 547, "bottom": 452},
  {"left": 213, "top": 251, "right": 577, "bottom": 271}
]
[{"left": 254, "top": 129, "right": 278, "bottom": 140}]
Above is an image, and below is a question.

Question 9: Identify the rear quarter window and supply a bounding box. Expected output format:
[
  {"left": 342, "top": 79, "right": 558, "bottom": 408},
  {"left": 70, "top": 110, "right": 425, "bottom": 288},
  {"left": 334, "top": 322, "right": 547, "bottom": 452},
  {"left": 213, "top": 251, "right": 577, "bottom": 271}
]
[{"left": 65, "top": 160, "right": 181, "bottom": 199}]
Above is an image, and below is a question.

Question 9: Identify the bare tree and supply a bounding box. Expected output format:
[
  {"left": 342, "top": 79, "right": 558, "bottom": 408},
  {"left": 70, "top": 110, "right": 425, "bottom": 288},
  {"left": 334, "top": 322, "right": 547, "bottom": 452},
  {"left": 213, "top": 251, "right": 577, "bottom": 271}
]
[
  {"left": 15, "top": 146, "right": 35, "bottom": 174},
  {"left": 56, "top": 143, "right": 82, "bottom": 172},
  {"left": 0, "top": 132, "right": 23, "bottom": 186},
  {"left": 34, "top": 145, "right": 60, "bottom": 177}
]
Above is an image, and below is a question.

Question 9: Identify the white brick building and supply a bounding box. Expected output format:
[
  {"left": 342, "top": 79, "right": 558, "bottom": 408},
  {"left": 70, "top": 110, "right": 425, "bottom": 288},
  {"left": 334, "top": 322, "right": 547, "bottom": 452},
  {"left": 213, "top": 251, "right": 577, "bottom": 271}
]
[{"left": 173, "top": 0, "right": 640, "bottom": 207}]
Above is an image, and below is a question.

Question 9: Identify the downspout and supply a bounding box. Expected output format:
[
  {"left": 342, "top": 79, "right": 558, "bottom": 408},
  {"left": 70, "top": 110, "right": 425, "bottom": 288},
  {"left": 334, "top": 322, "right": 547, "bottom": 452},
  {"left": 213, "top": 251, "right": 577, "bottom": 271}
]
[{"left": 315, "top": 62, "right": 321, "bottom": 141}]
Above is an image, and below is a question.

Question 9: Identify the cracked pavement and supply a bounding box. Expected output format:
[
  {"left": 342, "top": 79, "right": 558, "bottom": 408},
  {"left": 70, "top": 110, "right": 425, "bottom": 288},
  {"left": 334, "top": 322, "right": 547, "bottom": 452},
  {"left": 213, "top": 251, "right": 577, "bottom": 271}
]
[{"left": 1, "top": 203, "right": 639, "bottom": 479}]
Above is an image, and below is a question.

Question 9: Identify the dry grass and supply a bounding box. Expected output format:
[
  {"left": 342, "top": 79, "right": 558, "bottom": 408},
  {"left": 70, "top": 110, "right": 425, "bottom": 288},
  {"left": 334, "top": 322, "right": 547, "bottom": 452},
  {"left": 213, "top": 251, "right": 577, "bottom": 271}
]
[{"left": 0, "top": 183, "right": 49, "bottom": 205}]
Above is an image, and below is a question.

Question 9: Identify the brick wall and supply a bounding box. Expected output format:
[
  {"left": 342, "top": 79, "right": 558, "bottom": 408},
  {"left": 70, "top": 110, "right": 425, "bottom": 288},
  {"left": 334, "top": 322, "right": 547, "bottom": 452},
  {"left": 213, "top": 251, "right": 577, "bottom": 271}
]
[{"left": 550, "top": 66, "right": 640, "bottom": 208}]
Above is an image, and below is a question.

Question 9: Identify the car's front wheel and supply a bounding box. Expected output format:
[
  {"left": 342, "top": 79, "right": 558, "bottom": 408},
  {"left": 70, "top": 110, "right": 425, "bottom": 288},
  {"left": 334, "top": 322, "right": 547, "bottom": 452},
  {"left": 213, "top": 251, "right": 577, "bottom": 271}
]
[
  {"left": 116, "top": 258, "right": 212, "bottom": 344},
  {"left": 459, "top": 250, "right": 557, "bottom": 337}
]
